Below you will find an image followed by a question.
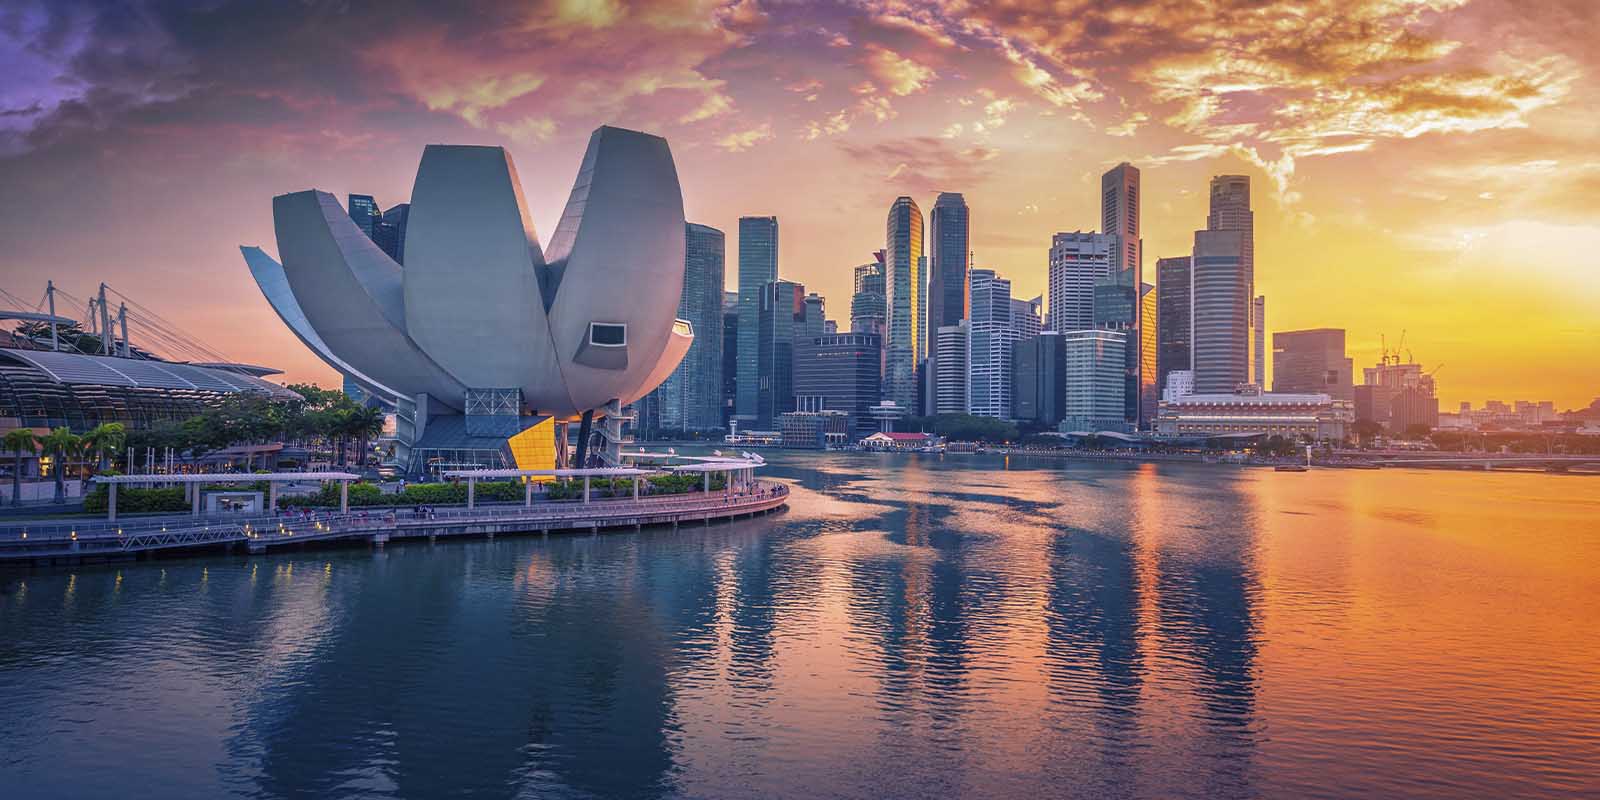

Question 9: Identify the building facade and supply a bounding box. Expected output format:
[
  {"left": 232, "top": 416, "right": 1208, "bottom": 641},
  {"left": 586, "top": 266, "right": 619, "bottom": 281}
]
[
  {"left": 1155, "top": 387, "right": 1353, "bottom": 441},
  {"left": 851, "top": 259, "right": 887, "bottom": 336},
  {"left": 927, "top": 192, "right": 970, "bottom": 375},
  {"left": 967, "top": 268, "right": 1018, "bottom": 420},
  {"left": 933, "top": 322, "right": 969, "bottom": 415},
  {"left": 1273, "top": 328, "right": 1353, "bottom": 403},
  {"left": 1191, "top": 229, "right": 1249, "bottom": 394},
  {"left": 793, "top": 332, "right": 882, "bottom": 440},
  {"left": 1048, "top": 232, "right": 1117, "bottom": 333},
  {"left": 1102, "top": 163, "right": 1141, "bottom": 278},
  {"left": 885, "top": 197, "right": 924, "bottom": 413},
  {"left": 1060, "top": 329, "right": 1127, "bottom": 432},
  {"left": 1207, "top": 175, "right": 1257, "bottom": 381},
  {"left": 721, "top": 291, "right": 737, "bottom": 429},
  {"left": 648, "top": 222, "right": 726, "bottom": 432},
  {"left": 756, "top": 279, "right": 805, "bottom": 429},
  {"left": 347, "top": 194, "right": 379, "bottom": 238},
  {"left": 736, "top": 216, "right": 779, "bottom": 424},
  {"left": 1012, "top": 331, "right": 1065, "bottom": 427}
]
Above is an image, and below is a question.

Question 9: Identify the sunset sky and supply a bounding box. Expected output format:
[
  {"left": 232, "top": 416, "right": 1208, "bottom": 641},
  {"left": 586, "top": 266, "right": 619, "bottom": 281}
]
[{"left": 1, "top": 0, "right": 1596, "bottom": 408}]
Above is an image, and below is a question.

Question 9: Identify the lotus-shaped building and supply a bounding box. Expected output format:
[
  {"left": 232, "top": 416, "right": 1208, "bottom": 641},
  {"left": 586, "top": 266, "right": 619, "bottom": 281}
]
[{"left": 242, "top": 125, "right": 692, "bottom": 474}]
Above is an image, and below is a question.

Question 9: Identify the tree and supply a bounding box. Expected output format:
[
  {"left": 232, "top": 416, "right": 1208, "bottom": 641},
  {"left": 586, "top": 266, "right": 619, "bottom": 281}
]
[
  {"left": 4, "top": 428, "right": 38, "bottom": 507},
  {"left": 1402, "top": 422, "right": 1433, "bottom": 441},
  {"left": 345, "top": 405, "right": 386, "bottom": 470},
  {"left": 39, "top": 427, "right": 81, "bottom": 503},
  {"left": 1351, "top": 419, "right": 1385, "bottom": 447},
  {"left": 81, "top": 422, "right": 127, "bottom": 474}
]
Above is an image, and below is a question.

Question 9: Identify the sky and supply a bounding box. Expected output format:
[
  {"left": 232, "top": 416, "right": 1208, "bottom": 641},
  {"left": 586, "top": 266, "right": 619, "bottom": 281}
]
[{"left": 0, "top": 0, "right": 1596, "bottom": 408}]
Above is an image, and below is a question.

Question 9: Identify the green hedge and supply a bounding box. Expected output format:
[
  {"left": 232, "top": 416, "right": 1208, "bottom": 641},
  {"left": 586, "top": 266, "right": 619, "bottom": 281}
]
[{"left": 83, "top": 486, "right": 188, "bottom": 513}]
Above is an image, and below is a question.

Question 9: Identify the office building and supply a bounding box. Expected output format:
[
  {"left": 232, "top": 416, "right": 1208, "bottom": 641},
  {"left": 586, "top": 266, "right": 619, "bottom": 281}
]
[
  {"left": 1273, "top": 328, "right": 1353, "bottom": 403},
  {"left": 1012, "top": 296, "right": 1042, "bottom": 340},
  {"left": 347, "top": 194, "right": 379, "bottom": 238},
  {"left": 967, "top": 268, "right": 1019, "bottom": 420},
  {"left": 1012, "top": 331, "right": 1065, "bottom": 426},
  {"left": 1048, "top": 232, "right": 1118, "bottom": 333},
  {"left": 1155, "top": 386, "right": 1354, "bottom": 440},
  {"left": 1156, "top": 256, "right": 1192, "bottom": 398},
  {"left": 1207, "top": 175, "right": 1257, "bottom": 379},
  {"left": 777, "top": 410, "right": 850, "bottom": 449},
  {"left": 885, "top": 197, "right": 924, "bottom": 413},
  {"left": 851, "top": 259, "right": 887, "bottom": 336},
  {"left": 1102, "top": 163, "right": 1141, "bottom": 278},
  {"left": 927, "top": 193, "right": 970, "bottom": 406},
  {"left": 647, "top": 222, "right": 726, "bottom": 432},
  {"left": 794, "top": 332, "right": 883, "bottom": 439},
  {"left": 1360, "top": 358, "right": 1439, "bottom": 433},
  {"left": 378, "top": 203, "right": 410, "bottom": 264},
  {"left": 1253, "top": 295, "right": 1266, "bottom": 386},
  {"left": 1061, "top": 329, "right": 1127, "bottom": 432},
  {"left": 802, "top": 293, "right": 827, "bottom": 342},
  {"left": 736, "top": 216, "right": 779, "bottom": 424},
  {"left": 934, "top": 322, "right": 969, "bottom": 415},
  {"left": 1191, "top": 229, "right": 1249, "bottom": 393},
  {"left": 721, "top": 291, "right": 738, "bottom": 429},
  {"left": 757, "top": 279, "right": 806, "bottom": 428},
  {"left": 1162, "top": 369, "right": 1194, "bottom": 401},
  {"left": 1139, "top": 283, "right": 1158, "bottom": 425}
]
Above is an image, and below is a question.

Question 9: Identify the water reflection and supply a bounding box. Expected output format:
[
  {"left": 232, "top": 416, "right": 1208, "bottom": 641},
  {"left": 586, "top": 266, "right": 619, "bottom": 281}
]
[{"left": 1, "top": 453, "right": 1596, "bottom": 799}]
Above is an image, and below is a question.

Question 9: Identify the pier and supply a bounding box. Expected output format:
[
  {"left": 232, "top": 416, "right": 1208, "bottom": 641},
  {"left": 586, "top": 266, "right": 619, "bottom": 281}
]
[{"left": 0, "top": 472, "right": 789, "bottom": 567}]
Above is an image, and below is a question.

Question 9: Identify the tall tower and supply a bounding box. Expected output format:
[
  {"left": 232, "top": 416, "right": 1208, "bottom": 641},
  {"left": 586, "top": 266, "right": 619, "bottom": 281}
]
[
  {"left": 1191, "top": 229, "right": 1249, "bottom": 393},
  {"left": 1253, "top": 294, "right": 1266, "bottom": 387},
  {"left": 347, "top": 194, "right": 379, "bottom": 238},
  {"left": 1155, "top": 256, "right": 1192, "bottom": 396},
  {"left": 1048, "top": 231, "right": 1117, "bottom": 333},
  {"left": 885, "top": 197, "right": 924, "bottom": 413},
  {"left": 736, "top": 216, "right": 778, "bottom": 424},
  {"left": 850, "top": 261, "right": 887, "bottom": 336},
  {"left": 1207, "top": 175, "right": 1255, "bottom": 381},
  {"left": 1101, "top": 163, "right": 1141, "bottom": 279},
  {"left": 927, "top": 193, "right": 970, "bottom": 398}
]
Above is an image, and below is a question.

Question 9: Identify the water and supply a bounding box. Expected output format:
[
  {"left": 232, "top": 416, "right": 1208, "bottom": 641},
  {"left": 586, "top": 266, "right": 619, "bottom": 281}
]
[{"left": 2, "top": 453, "right": 1597, "bottom": 799}]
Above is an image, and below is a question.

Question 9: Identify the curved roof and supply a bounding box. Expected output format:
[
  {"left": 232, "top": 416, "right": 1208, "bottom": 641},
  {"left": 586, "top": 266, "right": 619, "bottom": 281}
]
[{"left": 0, "top": 348, "right": 299, "bottom": 401}]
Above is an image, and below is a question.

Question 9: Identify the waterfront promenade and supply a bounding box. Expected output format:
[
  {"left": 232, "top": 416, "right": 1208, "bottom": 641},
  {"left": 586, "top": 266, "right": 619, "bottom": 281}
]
[{"left": 0, "top": 481, "right": 789, "bottom": 566}]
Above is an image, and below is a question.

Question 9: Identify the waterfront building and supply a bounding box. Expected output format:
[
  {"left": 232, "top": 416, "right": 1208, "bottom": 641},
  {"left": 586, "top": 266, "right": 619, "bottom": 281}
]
[
  {"left": 1060, "top": 329, "right": 1127, "bottom": 432},
  {"left": 1155, "top": 386, "right": 1353, "bottom": 441},
  {"left": 1207, "top": 175, "right": 1256, "bottom": 380},
  {"left": 1190, "top": 229, "right": 1249, "bottom": 394},
  {"left": 244, "top": 125, "right": 694, "bottom": 474},
  {"left": 885, "top": 197, "right": 924, "bottom": 413},
  {"left": 647, "top": 222, "right": 726, "bottom": 433},
  {"left": 777, "top": 410, "right": 850, "bottom": 449},
  {"left": 1253, "top": 295, "right": 1267, "bottom": 386},
  {"left": 736, "top": 216, "right": 779, "bottom": 425},
  {"left": 860, "top": 431, "right": 941, "bottom": 451},
  {"left": 851, "top": 259, "right": 887, "bottom": 336},
  {"left": 1273, "top": 328, "right": 1353, "bottom": 403},
  {"left": 756, "top": 279, "right": 806, "bottom": 429},
  {"left": 1102, "top": 163, "right": 1141, "bottom": 278},
  {"left": 347, "top": 194, "right": 379, "bottom": 238},
  {"left": 967, "top": 268, "right": 1019, "bottom": 420},
  {"left": 1156, "top": 256, "right": 1192, "bottom": 396},
  {"left": 1011, "top": 331, "right": 1065, "bottom": 426},
  {"left": 793, "top": 332, "right": 883, "bottom": 439},
  {"left": 721, "top": 291, "right": 737, "bottom": 429},
  {"left": 933, "top": 322, "right": 969, "bottom": 415},
  {"left": 1139, "top": 283, "right": 1158, "bottom": 426},
  {"left": 1048, "top": 232, "right": 1118, "bottom": 333},
  {"left": 927, "top": 193, "right": 970, "bottom": 408}
]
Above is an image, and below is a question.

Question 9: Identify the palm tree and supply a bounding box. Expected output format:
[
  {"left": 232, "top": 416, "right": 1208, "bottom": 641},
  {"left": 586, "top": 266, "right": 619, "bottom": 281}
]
[
  {"left": 39, "top": 427, "right": 81, "bottom": 504},
  {"left": 347, "top": 405, "right": 386, "bottom": 470},
  {"left": 81, "top": 422, "right": 127, "bottom": 474},
  {"left": 4, "top": 428, "right": 38, "bottom": 507}
]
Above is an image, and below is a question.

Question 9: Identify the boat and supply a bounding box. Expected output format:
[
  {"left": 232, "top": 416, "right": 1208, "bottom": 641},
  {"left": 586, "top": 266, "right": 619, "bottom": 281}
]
[{"left": 1275, "top": 464, "right": 1309, "bottom": 472}]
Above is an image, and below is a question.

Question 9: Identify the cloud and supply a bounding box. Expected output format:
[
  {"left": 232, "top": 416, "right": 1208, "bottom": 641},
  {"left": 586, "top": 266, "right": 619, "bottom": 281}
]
[
  {"left": 717, "top": 122, "right": 773, "bottom": 151},
  {"left": 679, "top": 91, "right": 735, "bottom": 123},
  {"left": 864, "top": 45, "right": 935, "bottom": 96},
  {"left": 838, "top": 136, "right": 998, "bottom": 194},
  {"left": 495, "top": 115, "right": 558, "bottom": 143},
  {"left": 803, "top": 110, "right": 851, "bottom": 140}
]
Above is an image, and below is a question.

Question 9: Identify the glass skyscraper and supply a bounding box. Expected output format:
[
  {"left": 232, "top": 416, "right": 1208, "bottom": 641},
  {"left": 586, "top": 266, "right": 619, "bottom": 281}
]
[
  {"left": 347, "top": 194, "right": 379, "bottom": 238},
  {"left": 884, "top": 197, "right": 923, "bottom": 413},
  {"left": 757, "top": 279, "right": 805, "bottom": 428},
  {"left": 1156, "top": 256, "right": 1192, "bottom": 397},
  {"left": 967, "top": 268, "right": 1018, "bottom": 420},
  {"left": 648, "top": 222, "right": 725, "bottom": 432},
  {"left": 735, "top": 216, "right": 778, "bottom": 425},
  {"left": 1191, "top": 229, "right": 1249, "bottom": 393},
  {"left": 1048, "top": 231, "right": 1117, "bottom": 332},
  {"left": 1207, "top": 175, "right": 1256, "bottom": 381},
  {"left": 851, "top": 259, "right": 886, "bottom": 336},
  {"left": 927, "top": 193, "right": 969, "bottom": 410}
]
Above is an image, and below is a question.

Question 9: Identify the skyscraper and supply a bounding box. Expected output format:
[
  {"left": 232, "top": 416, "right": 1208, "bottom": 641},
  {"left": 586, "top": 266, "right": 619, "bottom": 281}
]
[
  {"left": 968, "top": 268, "right": 1019, "bottom": 420},
  {"left": 1061, "top": 329, "right": 1127, "bottom": 432},
  {"left": 1273, "top": 328, "right": 1354, "bottom": 402},
  {"left": 379, "top": 203, "right": 410, "bottom": 264},
  {"left": 348, "top": 194, "right": 379, "bottom": 238},
  {"left": 757, "top": 278, "right": 805, "bottom": 428},
  {"left": 1191, "top": 229, "right": 1249, "bottom": 393},
  {"left": 851, "top": 259, "right": 886, "bottom": 336},
  {"left": 1253, "top": 295, "right": 1267, "bottom": 387},
  {"left": 1156, "top": 256, "right": 1192, "bottom": 397},
  {"left": 1048, "top": 231, "right": 1118, "bottom": 332},
  {"left": 1101, "top": 163, "right": 1141, "bottom": 278},
  {"left": 885, "top": 197, "right": 924, "bottom": 412},
  {"left": 934, "top": 322, "right": 969, "bottom": 415},
  {"left": 1011, "top": 296, "right": 1042, "bottom": 340},
  {"left": 794, "top": 332, "right": 883, "bottom": 439},
  {"left": 1012, "top": 331, "right": 1065, "bottom": 426},
  {"left": 649, "top": 222, "right": 726, "bottom": 432},
  {"left": 802, "top": 293, "right": 827, "bottom": 342},
  {"left": 1139, "top": 283, "right": 1158, "bottom": 424},
  {"left": 927, "top": 192, "right": 970, "bottom": 402},
  {"left": 721, "top": 291, "right": 738, "bottom": 429},
  {"left": 736, "top": 216, "right": 778, "bottom": 424},
  {"left": 1207, "top": 175, "right": 1256, "bottom": 380}
]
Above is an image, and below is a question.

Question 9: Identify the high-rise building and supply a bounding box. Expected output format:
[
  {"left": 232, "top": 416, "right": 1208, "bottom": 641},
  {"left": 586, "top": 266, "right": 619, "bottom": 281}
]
[
  {"left": 721, "top": 291, "right": 738, "bottom": 429},
  {"left": 794, "top": 332, "right": 883, "bottom": 440},
  {"left": 1048, "top": 231, "right": 1118, "bottom": 333},
  {"left": 1359, "top": 357, "right": 1439, "bottom": 433},
  {"left": 1061, "top": 329, "right": 1127, "bottom": 432},
  {"left": 802, "top": 293, "right": 827, "bottom": 342},
  {"left": 885, "top": 197, "right": 924, "bottom": 413},
  {"left": 1139, "top": 283, "right": 1158, "bottom": 425},
  {"left": 1012, "top": 296, "right": 1043, "bottom": 340},
  {"left": 1191, "top": 229, "right": 1249, "bottom": 394},
  {"left": 851, "top": 259, "right": 887, "bottom": 336},
  {"left": 968, "top": 268, "right": 1020, "bottom": 420},
  {"left": 1156, "top": 256, "right": 1192, "bottom": 398},
  {"left": 934, "top": 322, "right": 969, "bottom": 415},
  {"left": 756, "top": 279, "right": 805, "bottom": 429},
  {"left": 1207, "top": 175, "right": 1256, "bottom": 380},
  {"left": 1102, "top": 163, "right": 1141, "bottom": 277},
  {"left": 1012, "top": 331, "right": 1065, "bottom": 426},
  {"left": 348, "top": 194, "right": 379, "bottom": 238},
  {"left": 1253, "top": 295, "right": 1267, "bottom": 386},
  {"left": 927, "top": 192, "right": 970, "bottom": 389},
  {"left": 736, "top": 216, "right": 779, "bottom": 424},
  {"left": 1273, "top": 328, "right": 1354, "bottom": 403},
  {"left": 378, "top": 203, "right": 410, "bottom": 264},
  {"left": 647, "top": 222, "right": 726, "bottom": 432}
]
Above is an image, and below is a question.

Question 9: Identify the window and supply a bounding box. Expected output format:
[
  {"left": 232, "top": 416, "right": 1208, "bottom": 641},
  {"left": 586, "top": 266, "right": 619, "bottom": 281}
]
[{"left": 589, "top": 323, "right": 626, "bottom": 346}]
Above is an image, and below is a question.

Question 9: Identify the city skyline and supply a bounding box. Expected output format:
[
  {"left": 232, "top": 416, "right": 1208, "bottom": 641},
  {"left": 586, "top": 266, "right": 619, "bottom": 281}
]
[{"left": 1, "top": 1, "right": 1596, "bottom": 407}]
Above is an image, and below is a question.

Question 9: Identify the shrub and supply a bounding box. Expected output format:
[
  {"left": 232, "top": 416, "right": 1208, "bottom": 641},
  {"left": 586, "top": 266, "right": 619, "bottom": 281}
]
[{"left": 83, "top": 486, "right": 187, "bottom": 513}]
